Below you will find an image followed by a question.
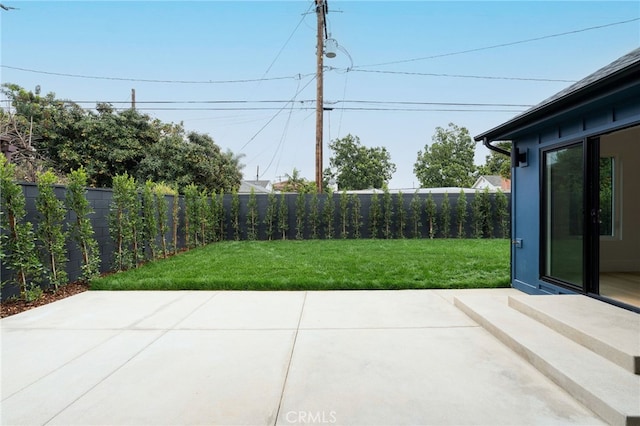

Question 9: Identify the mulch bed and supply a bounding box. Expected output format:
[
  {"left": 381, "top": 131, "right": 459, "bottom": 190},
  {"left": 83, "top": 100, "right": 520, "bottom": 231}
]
[{"left": 0, "top": 281, "right": 90, "bottom": 318}]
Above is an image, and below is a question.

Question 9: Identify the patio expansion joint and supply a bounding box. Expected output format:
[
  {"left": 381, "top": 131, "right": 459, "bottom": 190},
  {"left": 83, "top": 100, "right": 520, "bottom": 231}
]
[
  {"left": 297, "top": 325, "right": 480, "bottom": 331},
  {"left": 129, "top": 291, "right": 219, "bottom": 329},
  {"left": 273, "top": 291, "right": 308, "bottom": 426},
  {"left": 0, "top": 330, "right": 122, "bottom": 403},
  {"left": 42, "top": 327, "right": 173, "bottom": 426}
]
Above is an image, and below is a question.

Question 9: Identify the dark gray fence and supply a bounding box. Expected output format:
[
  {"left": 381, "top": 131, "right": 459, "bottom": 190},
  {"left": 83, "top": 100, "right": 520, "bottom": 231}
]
[{"left": 1, "top": 184, "right": 510, "bottom": 300}]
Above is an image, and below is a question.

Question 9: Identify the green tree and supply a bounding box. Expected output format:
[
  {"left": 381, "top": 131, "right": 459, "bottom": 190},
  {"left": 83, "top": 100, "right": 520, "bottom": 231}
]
[
  {"left": 171, "top": 186, "right": 180, "bottom": 253},
  {"left": 153, "top": 182, "right": 174, "bottom": 257},
  {"left": 410, "top": 191, "right": 422, "bottom": 239},
  {"left": 0, "top": 156, "right": 42, "bottom": 298},
  {"left": 2, "top": 84, "right": 89, "bottom": 179},
  {"left": 322, "top": 190, "right": 335, "bottom": 239},
  {"left": 215, "top": 190, "right": 225, "bottom": 242},
  {"left": 264, "top": 191, "right": 278, "bottom": 241},
  {"left": 2, "top": 83, "right": 245, "bottom": 191},
  {"left": 425, "top": 192, "right": 437, "bottom": 239},
  {"left": 456, "top": 190, "right": 468, "bottom": 238},
  {"left": 184, "top": 184, "right": 198, "bottom": 247},
  {"left": 247, "top": 188, "right": 259, "bottom": 241},
  {"left": 339, "top": 190, "right": 350, "bottom": 239},
  {"left": 198, "top": 189, "right": 209, "bottom": 245},
  {"left": 66, "top": 167, "right": 101, "bottom": 281},
  {"left": 138, "top": 131, "right": 244, "bottom": 193},
  {"left": 309, "top": 191, "right": 320, "bottom": 239},
  {"left": 471, "top": 190, "right": 484, "bottom": 239},
  {"left": 141, "top": 180, "right": 158, "bottom": 259},
  {"left": 440, "top": 192, "right": 452, "bottom": 238},
  {"left": 109, "top": 173, "right": 137, "bottom": 271},
  {"left": 282, "top": 168, "right": 316, "bottom": 193},
  {"left": 369, "top": 192, "right": 381, "bottom": 238},
  {"left": 231, "top": 189, "right": 240, "bottom": 241},
  {"left": 395, "top": 192, "right": 406, "bottom": 239},
  {"left": 0, "top": 110, "right": 47, "bottom": 181},
  {"left": 350, "top": 194, "right": 362, "bottom": 239},
  {"left": 414, "top": 123, "right": 477, "bottom": 188},
  {"left": 36, "top": 171, "right": 68, "bottom": 290},
  {"left": 479, "top": 187, "right": 494, "bottom": 238},
  {"left": 295, "top": 190, "right": 307, "bottom": 240},
  {"left": 382, "top": 186, "right": 394, "bottom": 239},
  {"left": 278, "top": 192, "right": 288, "bottom": 240},
  {"left": 327, "top": 134, "right": 396, "bottom": 190},
  {"left": 207, "top": 191, "right": 219, "bottom": 242},
  {"left": 495, "top": 189, "right": 510, "bottom": 239}
]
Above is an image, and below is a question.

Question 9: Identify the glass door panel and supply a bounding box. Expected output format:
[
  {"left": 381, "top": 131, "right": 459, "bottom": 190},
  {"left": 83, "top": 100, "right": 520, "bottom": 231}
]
[{"left": 543, "top": 144, "right": 584, "bottom": 288}]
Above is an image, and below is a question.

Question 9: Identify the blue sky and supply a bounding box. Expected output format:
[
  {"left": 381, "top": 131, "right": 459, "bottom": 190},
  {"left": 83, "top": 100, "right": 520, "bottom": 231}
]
[{"left": 1, "top": 1, "right": 639, "bottom": 188}]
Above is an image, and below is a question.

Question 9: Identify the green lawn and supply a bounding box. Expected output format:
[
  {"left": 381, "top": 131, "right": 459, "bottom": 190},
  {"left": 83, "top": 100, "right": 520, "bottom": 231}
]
[{"left": 91, "top": 239, "right": 510, "bottom": 291}]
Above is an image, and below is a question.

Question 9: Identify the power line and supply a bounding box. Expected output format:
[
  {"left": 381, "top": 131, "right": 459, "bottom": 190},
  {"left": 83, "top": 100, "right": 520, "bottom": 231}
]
[
  {"left": 354, "top": 17, "right": 640, "bottom": 68},
  {"left": 260, "top": 2, "right": 315, "bottom": 79},
  {"left": 90, "top": 107, "right": 526, "bottom": 113},
  {"left": 345, "top": 69, "right": 578, "bottom": 83},
  {"left": 0, "top": 65, "right": 314, "bottom": 85},
  {"left": 261, "top": 79, "right": 301, "bottom": 178},
  {"left": 2, "top": 63, "right": 581, "bottom": 85},
  {"left": 2, "top": 98, "right": 532, "bottom": 107},
  {"left": 240, "top": 75, "right": 317, "bottom": 151}
]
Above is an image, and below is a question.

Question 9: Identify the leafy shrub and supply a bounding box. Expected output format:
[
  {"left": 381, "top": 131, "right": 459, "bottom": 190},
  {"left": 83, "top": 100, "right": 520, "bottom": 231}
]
[
  {"left": 141, "top": 180, "right": 158, "bottom": 259},
  {"left": 322, "top": 190, "right": 335, "bottom": 239},
  {"left": 278, "top": 192, "right": 288, "bottom": 240},
  {"left": 247, "top": 188, "right": 258, "bottom": 241},
  {"left": 308, "top": 191, "right": 320, "bottom": 239},
  {"left": 369, "top": 192, "right": 380, "bottom": 239},
  {"left": 456, "top": 190, "right": 468, "bottom": 238},
  {"left": 440, "top": 192, "right": 451, "bottom": 238},
  {"left": 425, "top": 192, "right": 437, "bottom": 239},
  {"left": 0, "top": 156, "right": 42, "bottom": 298},
  {"left": 395, "top": 191, "right": 405, "bottom": 239},
  {"left": 66, "top": 167, "right": 101, "bottom": 281},
  {"left": 295, "top": 191, "right": 306, "bottom": 240},
  {"left": 36, "top": 170, "right": 68, "bottom": 290},
  {"left": 382, "top": 186, "right": 393, "bottom": 239},
  {"left": 350, "top": 194, "right": 362, "bottom": 239},
  {"left": 410, "top": 191, "right": 422, "bottom": 239},
  {"left": 495, "top": 189, "right": 510, "bottom": 239},
  {"left": 264, "top": 190, "right": 277, "bottom": 241},
  {"left": 109, "top": 173, "right": 138, "bottom": 271},
  {"left": 339, "top": 191, "right": 349, "bottom": 239}
]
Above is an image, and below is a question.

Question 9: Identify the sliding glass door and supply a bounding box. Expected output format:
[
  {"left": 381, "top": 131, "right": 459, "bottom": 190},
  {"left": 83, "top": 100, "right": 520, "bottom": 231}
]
[{"left": 542, "top": 143, "right": 585, "bottom": 289}]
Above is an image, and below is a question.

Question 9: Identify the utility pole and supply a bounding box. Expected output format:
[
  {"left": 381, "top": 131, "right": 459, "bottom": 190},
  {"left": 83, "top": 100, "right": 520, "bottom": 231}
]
[
  {"left": 131, "top": 88, "right": 136, "bottom": 110},
  {"left": 315, "top": 0, "right": 327, "bottom": 193}
]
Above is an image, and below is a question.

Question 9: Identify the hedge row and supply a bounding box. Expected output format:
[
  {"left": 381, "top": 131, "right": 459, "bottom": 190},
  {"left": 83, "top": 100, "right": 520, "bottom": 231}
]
[{"left": 0, "top": 169, "right": 510, "bottom": 301}]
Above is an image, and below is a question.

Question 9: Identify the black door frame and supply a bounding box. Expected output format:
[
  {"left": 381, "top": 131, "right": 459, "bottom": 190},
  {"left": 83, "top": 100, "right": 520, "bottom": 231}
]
[{"left": 585, "top": 136, "right": 600, "bottom": 297}]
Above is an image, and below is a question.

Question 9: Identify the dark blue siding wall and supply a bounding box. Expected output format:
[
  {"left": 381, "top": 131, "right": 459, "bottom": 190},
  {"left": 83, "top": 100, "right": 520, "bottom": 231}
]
[{"left": 511, "top": 94, "right": 640, "bottom": 295}]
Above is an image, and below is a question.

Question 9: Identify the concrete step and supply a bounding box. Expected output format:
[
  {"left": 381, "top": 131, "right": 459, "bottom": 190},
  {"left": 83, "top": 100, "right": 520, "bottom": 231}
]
[
  {"left": 454, "top": 295, "right": 640, "bottom": 426},
  {"left": 508, "top": 294, "right": 640, "bottom": 374}
]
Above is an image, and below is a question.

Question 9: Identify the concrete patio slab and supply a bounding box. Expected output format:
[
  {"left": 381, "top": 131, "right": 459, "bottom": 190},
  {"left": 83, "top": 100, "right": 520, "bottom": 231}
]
[
  {"left": 1, "top": 329, "right": 119, "bottom": 397},
  {"left": 0, "top": 289, "right": 607, "bottom": 425},
  {"left": 0, "top": 291, "right": 195, "bottom": 330},
  {"left": 1, "top": 330, "right": 164, "bottom": 425},
  {"left": 46, "top": 330, "right": 296, "bottom": 426},
  {"left": 300, "top": 290, "right": 476, "bottom": 329},
  {"left": 175, "top": 291, "right": 305, "bottom": 330},
  {"left": 279, "top": 328, "right": 603, "bottom": 425}
]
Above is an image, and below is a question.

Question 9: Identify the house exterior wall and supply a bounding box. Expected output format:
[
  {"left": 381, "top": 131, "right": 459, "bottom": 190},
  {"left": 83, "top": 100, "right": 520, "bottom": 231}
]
[{"left": 510, "top": 89, "right": 640, "bottom": 295}]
